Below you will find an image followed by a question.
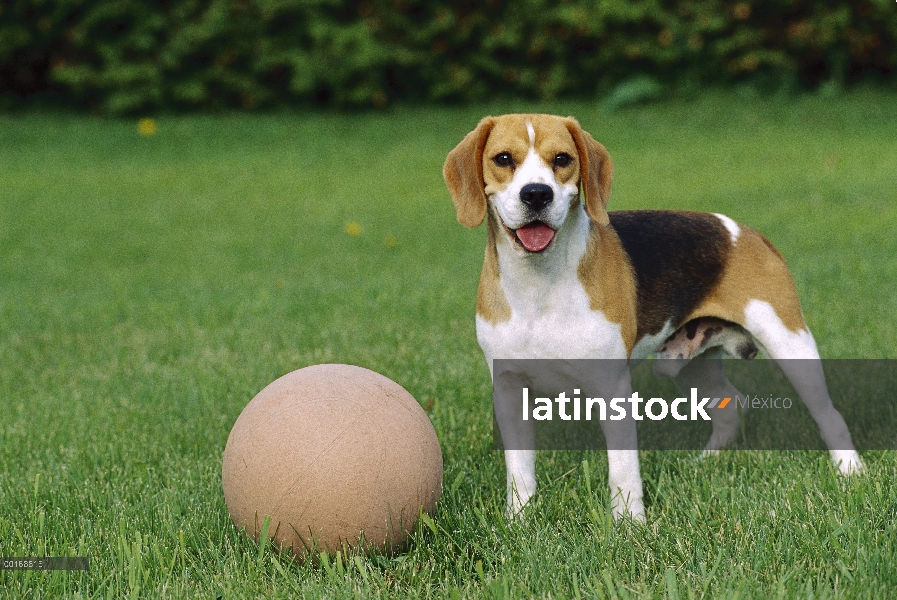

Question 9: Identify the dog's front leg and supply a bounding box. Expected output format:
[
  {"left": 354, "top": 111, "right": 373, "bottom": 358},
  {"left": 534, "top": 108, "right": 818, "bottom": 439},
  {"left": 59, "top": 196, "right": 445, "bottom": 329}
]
[
  {"left": 599, "top": 369, "right": 645, "bottom": 522},
  {"left": 504, "top": 449, "right": 536, "bottom": 517},
  {"left": 492, "top": 366, "right": 537, "bottom": 517},
  {"left": 603, "top": 442, "right": 645, "bottom": 521}
]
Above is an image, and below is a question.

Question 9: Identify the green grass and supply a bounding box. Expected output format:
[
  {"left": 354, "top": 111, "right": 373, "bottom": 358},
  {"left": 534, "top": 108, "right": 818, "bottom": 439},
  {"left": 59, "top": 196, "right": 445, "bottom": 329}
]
[{"left": 1, "top": 91, "right": 896, "bottom": 598}]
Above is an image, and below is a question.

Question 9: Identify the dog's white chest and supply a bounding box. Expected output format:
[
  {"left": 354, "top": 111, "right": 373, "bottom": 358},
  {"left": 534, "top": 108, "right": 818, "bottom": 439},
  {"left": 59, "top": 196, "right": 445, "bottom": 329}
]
[{"left": 476, "top": 273, "right": 627, "bottom": 361}]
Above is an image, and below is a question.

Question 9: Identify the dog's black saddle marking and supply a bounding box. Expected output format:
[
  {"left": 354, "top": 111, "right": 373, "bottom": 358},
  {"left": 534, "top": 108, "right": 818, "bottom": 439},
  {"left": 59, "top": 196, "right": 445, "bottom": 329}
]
[{"left": 609, "top": 210, "right": 731, "bottom": 339}]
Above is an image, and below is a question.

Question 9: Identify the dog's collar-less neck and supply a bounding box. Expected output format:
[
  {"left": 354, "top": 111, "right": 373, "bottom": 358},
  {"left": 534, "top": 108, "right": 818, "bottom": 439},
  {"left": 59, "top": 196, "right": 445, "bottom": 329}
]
[{"left": 489, "top": 203, "right": 597, "bottom": 319}]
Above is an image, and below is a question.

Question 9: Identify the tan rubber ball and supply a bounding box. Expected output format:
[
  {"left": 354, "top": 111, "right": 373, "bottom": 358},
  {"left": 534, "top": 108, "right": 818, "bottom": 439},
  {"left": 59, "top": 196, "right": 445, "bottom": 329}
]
[{"left": 221, "top": 364, "right": 443, "bottom": 560}]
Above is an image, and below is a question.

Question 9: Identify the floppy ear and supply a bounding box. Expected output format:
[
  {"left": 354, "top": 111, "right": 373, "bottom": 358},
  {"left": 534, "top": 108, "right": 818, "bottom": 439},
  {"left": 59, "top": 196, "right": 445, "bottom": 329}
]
[
  {"left": 564, "top": 117, "right": 613, "bottom": 226},
  {"left": 443, "top": 117, "right": 495, "bottom": 228}
]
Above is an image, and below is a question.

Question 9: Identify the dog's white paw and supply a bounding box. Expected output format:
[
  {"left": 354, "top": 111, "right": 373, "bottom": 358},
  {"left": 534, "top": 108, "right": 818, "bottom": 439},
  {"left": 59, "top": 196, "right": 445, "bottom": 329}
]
[
  {"left": 831, "top": 449, "right": 864, "bottom": 475},
  {"left": 506, "top": 484, "right": 535, "bottom": 520},
  {"left": 611, "top": 494, "right": 646, "bottom": 523},
  {"left": 699, "top": 448, "right": 720, "bottom": 461},
  {"left": 505, "top": 500, "right": 530, "bottom": 521}
]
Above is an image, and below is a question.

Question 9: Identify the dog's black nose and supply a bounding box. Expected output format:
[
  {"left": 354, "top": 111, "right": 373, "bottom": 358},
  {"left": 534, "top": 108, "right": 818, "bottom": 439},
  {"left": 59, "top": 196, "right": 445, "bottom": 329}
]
[{"left": 519, "top": 183, "right": 554, "bottom": 211}]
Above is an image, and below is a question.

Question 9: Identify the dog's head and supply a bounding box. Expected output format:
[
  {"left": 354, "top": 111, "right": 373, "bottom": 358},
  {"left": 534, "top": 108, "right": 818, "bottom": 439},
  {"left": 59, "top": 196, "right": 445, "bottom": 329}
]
[{"left": 443, "top": 114, "right": 613, "bottom": 253}]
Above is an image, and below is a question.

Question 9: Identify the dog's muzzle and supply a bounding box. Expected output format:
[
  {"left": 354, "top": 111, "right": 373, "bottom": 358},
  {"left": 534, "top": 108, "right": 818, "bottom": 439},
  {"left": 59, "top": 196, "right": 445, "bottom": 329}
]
[{"left": 512, "top": 183, "right": 556, "bottom": 252}]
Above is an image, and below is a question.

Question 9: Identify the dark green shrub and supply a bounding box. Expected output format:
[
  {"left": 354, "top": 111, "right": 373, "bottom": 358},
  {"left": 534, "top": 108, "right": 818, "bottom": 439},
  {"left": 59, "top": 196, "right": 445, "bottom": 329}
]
[{"left": 1, "top": 0, "right": 895, "bottom": 113}]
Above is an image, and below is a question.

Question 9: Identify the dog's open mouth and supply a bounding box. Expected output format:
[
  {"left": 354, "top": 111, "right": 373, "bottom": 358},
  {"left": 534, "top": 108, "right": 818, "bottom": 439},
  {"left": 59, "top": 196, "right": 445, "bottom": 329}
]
[{"left": 511, "top": 221, "right": 556, "bottom": 253}]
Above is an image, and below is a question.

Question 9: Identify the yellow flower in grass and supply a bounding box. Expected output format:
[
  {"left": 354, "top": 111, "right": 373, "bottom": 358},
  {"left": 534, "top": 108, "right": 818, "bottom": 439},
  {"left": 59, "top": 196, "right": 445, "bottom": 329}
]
[
  {"left": 383, "top": 235, "right": 398, "bottom": 248},
  {"left": 345, "top": 222, "right": 362, "bottom": 236},
  {"left": 137, "top": 118, "right": 157, "bottom": 136}
]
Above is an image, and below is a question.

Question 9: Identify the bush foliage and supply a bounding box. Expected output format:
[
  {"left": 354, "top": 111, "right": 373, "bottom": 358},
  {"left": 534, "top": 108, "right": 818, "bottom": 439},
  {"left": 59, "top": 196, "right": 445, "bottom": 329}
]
[{"left": 1, "top": 0, "right": 895, "bottom": 113}]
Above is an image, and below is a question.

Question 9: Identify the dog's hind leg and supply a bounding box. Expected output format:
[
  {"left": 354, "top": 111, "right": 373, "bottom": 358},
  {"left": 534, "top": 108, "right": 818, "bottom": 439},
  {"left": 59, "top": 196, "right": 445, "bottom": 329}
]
[
  {"left": 671, "top": 352, "right": 747, "bottom": 452},
  {"left": 743, "top": 300, "right": 863, "bottom": 474},
  {"left": 657, "top": 318, "right": 756, "bottom": 451}
]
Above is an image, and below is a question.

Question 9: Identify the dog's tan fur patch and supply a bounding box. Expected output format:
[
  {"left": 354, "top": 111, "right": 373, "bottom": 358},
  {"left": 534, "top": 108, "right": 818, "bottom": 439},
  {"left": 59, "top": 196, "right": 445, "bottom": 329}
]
[
  {"left": 577, "top": 224, "right": 638, "bottom": 354},
  {"left": 686, "top": 226, "right": 807, "bottom": 332}
]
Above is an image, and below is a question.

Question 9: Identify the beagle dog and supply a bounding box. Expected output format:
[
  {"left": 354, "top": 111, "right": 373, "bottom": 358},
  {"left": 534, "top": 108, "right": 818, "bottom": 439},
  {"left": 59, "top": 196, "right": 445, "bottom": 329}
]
[{"left": 443, "top": 114, "right": 862, "bottom": 521}]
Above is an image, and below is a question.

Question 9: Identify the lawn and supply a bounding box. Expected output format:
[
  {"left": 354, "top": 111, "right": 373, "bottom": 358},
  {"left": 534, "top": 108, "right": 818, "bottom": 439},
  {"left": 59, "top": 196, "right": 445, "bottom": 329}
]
[{"left": 1, "top": 91, "right": 895, "bottom": 598}]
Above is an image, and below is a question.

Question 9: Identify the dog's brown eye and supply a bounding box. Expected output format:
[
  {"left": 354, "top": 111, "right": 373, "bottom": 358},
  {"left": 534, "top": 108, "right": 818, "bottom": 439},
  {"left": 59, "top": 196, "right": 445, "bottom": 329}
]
[
  {"left": 493, "top": 152, "right": 513, "bottom": 168},
  {"left": 554, "top": 153, "right": 572, "bottom": 168}
]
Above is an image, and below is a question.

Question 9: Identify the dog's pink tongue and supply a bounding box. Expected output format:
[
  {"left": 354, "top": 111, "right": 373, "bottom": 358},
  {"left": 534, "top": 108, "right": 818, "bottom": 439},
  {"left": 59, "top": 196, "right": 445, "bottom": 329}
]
[{"left": 516, "top": 223, "right": 555, "bottom": 252}]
